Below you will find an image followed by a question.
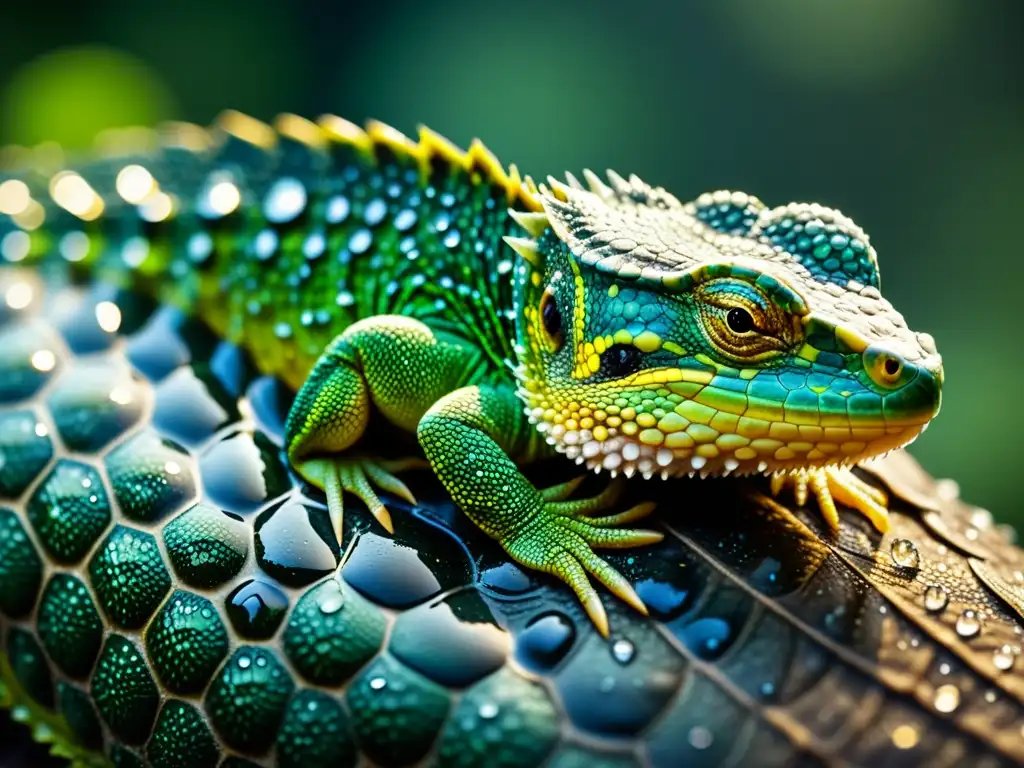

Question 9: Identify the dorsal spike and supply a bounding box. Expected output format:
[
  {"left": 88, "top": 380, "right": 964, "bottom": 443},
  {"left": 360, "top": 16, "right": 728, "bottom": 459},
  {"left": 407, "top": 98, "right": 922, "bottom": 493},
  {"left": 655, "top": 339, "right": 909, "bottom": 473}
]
[
  {"left": 502, "top": 235, "right": 543, "bottom": 267},
  {"left": 215, "top": 110, "right": 276, "bottom": 149},
  {"left": 365, "top": 120, "right": 418, "bottom": 166},
  {"left": 274, "top": 113, "right": 327, "bottom": 150},
  {"left": 509, "top": 210, "right": 549, "bottom": 237},
  {"left": 418, "top": 126, "right": 466, "bottom": 168},
  {"left": 467, "top": 139, "right": 503, "bottom": 178}
]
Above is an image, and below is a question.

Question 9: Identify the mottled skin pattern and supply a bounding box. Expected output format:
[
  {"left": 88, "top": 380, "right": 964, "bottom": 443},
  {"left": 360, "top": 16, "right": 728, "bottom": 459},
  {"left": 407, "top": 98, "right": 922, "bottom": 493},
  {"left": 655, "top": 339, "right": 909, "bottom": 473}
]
[{"left": 0, "top": 112, "right": 941, "bottom": 639}]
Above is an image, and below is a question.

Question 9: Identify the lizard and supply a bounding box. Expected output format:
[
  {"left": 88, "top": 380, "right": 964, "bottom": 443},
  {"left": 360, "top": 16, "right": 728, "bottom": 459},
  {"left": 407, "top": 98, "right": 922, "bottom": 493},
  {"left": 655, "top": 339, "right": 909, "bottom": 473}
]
[{"left": 0, "top": 110, "right": 943, "bottom": 638}]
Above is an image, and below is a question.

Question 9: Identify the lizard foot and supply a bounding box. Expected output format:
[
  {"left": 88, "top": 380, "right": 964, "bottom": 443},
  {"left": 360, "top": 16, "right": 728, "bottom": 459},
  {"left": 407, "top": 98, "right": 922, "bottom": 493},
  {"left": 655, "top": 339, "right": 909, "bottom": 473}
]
[
  {"left": 505, "top": 478, "right": 662, "bottom": 637},
  {"left": 295, "top": 456, "right": 424, "bottom": 536},
  {"left": 771, "top": 466, "right": 889, "bottom": 533}
]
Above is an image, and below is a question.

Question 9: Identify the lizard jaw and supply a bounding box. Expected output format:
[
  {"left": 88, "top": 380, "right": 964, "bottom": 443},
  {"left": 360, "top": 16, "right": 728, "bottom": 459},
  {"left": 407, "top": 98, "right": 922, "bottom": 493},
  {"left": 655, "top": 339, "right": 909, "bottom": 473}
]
[{"left": 538, "top": 417, "right": 930, "bottom": 481}]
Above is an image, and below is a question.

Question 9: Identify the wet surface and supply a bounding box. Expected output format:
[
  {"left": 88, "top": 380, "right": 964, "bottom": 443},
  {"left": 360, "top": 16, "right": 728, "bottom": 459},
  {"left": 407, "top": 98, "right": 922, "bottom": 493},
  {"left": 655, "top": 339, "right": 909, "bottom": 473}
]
[{"left": 2, "top": 278, "right": 1024, "bottom": 767}]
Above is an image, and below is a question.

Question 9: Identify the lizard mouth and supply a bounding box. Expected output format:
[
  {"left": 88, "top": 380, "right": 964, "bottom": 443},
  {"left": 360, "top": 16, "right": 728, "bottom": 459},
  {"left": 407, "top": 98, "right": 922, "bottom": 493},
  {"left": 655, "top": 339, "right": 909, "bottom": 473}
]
[{"left": 536, "top": 415, "right": 930, "bottom": 480}]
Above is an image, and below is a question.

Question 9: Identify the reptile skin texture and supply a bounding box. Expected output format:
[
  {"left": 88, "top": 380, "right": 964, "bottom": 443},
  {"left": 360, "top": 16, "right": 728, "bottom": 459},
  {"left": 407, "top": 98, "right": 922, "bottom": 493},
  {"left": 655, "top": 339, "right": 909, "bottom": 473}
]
[{"left": 0, "top": 113, "right": 1010, "bottom": 766}]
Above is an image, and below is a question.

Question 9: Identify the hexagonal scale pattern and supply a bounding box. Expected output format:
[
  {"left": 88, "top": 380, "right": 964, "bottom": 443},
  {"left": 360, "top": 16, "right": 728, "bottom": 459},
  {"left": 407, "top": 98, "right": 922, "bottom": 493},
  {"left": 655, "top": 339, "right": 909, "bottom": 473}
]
[
  {"left": 105, "top": 430, "right": 195, "bottom": 523},
  {"left": 204, "top": 646, "right": 294, "bottom": 755},
  {"left": 276, "top": 689, "right": 356, "bottom": 768},
  {"left": 0, "top": 410, "right": 53, "bottom": 497},
  {"left": 90, "top": 634, "right": 160, "bottom": 745},
  {"left": 163, "top": 502, "right": 248, "bottom": 588},
  {"left": 36, "top": 574, "right": 103, "bottom": 679},
  {"left": 4, "top": 266, "right": 1024, "bottom": 768},
  {"left": 26, "top": 460, "right": 112, "bottom": 564},
  {"left": 347, "top": 654, "right": 451, "bottom": 765},
  {"left": 57, "top": 682, "right": 104, "bottom": 751},
  {"left": 5, "top": 627, "right": 53, "bottom": 709},
  {"left": 0, "top": 508, "right": 43, "bottom": 618},
  {"left": 145, "top": 590, "right": 228, "bottom": 695},
  {"left": 282, "top": 579, "right": 386, "bottom": 686},
  {"left": 46, "top": 360, "right": 144, "bottom": 453},
  {"left": 88, "top": 525, "right": 171, "bottom": 629},
  {"left": 146, "top": 700, "right": 219, "bottom": 768}
]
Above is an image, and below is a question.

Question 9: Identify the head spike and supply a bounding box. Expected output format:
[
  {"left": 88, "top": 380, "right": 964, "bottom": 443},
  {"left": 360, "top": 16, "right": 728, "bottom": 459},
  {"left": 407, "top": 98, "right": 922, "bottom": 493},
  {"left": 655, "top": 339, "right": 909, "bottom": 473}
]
[
  {"left": 545, "top": 175, "right": 572, "bottom": 202},
  {"left": 509, "top": 209, "right": 549, "bottom": 237},
  {"left": 583, "top": 169, "right": 613, "bottom": 197},
  {"left": 605, "top": 169, "right": 632, "bottom": 197},
  {"left": 564, "top": 171, "right": 584, "bottom": 190},
  {"left": 502, "top": 235, "right": 543, "bottom": 267}
]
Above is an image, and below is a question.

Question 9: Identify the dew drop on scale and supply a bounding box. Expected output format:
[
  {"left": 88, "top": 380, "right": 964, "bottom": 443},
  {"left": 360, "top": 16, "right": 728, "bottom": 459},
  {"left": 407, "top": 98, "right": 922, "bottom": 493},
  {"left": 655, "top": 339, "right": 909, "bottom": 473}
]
[
  {"left": 955, "top": 609, "right": 981, "bottom": 639},
  {"left": 923, "top": 584, "right": 949, "bottom": 613},
  {"left": 611, "top": 638, "right": 635, "bottom": 665},
  {"left": 890, "top": 539, "right": 920, "bottom": 570},
  {"left": 993, "top": 644, "right": 1019, "bottom": 671}
]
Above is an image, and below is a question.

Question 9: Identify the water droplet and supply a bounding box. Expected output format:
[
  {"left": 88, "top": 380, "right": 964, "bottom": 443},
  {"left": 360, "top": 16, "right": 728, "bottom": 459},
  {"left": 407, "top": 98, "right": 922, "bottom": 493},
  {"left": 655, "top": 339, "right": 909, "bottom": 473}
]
[
  {"left": 363, "top": 198, "right": 387, "bottom": 227},
  {"left": 935, "top": 478, "right": 959, "bottom": 500},
  {"left": 478, "top": 702, "right": 499, "bottom": 720},
  {"left": 237, "top": 655, "right": 251, "bottom": 669},
  {"left": 993, "top": 644, "right": 1018, "bottom": 671},
  {"left": 688, "top": 726, "right": 713, "bottom": 750},
  {"left": 319, "top": 593, "right": 344, "bottom": 615},
  {"left": 966, "top": 507, "right": 991, "bottom": 532},
  {"left": 326, "top": 195, "right": 349, "bottom": 224},
  {"left": 264, "top": 177, "right": 307, "bottom": 224},
  {"left": 890, "top": 539, "right": 920, "bottom": 570},
  {"left": 933, "top": 684, "right": 960, "bottom": 713},
  {"left": 923, "top": 584, "right": 949, "bottom": 613},
  {"left": 369, "top": 676, "right": 387, "bottom": 691},
  {"left": 394, "top": 208, "right": 417, "bottom": 232},
  {"left": 348, "top": 228, "right": 373, "bottom": 255},
  {"left": 955, "top": 609, "right": 981, "bottom": 639},
  {"left": 610, "top": 638, "right": 635, "bottom": 665}
]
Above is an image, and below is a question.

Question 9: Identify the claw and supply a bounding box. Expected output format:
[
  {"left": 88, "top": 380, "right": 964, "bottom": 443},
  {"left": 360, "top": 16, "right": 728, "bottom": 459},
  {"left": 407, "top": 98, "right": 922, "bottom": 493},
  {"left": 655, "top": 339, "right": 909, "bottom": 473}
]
[
  {"left": 540, "top": 476, "right": 585, "bottom": 502},
  {"left": 583, "top": 594, "right": 610, "bottom": 638},
  {"left": 588, "top": 501, "right": 657, "bottom": 527},
  {"left": 363, "top": 462, "right": 417, "bottom": 506},
  {"left": 370, "top": 504, "right": 395, "bottom": 535},
  {"left": 771, "top": 466, "right": 890, "bottom": 533},
  {"left": 295, "top": 456, "right": 419, "bottom": 538}
]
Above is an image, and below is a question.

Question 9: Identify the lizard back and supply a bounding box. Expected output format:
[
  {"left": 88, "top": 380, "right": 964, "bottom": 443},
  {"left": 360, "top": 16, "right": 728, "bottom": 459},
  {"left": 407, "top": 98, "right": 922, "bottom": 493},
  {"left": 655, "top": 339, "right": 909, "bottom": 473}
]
[{"left": 0, "top": 112, "right": 537, "bottom": 389}]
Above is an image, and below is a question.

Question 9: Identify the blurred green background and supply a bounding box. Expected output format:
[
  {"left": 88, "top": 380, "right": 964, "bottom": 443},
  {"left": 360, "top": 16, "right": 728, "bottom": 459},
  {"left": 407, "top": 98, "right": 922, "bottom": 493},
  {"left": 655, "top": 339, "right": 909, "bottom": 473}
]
[{"left": 1, "top": 0, "right": 1021, "bottom": 526}]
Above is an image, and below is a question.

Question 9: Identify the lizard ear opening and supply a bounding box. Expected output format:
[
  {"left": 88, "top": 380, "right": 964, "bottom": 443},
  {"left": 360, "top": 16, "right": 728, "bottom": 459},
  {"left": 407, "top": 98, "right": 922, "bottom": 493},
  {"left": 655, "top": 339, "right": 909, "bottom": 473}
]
[{"left": 748, "top": 203, "right": 880, "bottom": 290}]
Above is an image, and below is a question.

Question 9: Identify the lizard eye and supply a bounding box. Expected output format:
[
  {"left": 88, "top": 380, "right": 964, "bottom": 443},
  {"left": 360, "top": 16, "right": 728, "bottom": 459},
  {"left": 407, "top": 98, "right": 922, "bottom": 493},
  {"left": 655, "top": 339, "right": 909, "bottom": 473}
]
[
  {"left": 726, "top": 308, "right": 756, "bottom": 334},
  {"left": 540, "top": 290, "right": 564, "bottom": 351},
  {"left": 598, "top": 344, "right": 644, "bottom": 379}
]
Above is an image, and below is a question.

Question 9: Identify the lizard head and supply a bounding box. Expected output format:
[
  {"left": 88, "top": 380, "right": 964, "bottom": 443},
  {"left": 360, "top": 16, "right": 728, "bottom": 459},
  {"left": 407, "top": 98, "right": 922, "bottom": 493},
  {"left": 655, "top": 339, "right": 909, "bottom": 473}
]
[{"left": 507, "top": 173, "right": 942, "bottom": 479}]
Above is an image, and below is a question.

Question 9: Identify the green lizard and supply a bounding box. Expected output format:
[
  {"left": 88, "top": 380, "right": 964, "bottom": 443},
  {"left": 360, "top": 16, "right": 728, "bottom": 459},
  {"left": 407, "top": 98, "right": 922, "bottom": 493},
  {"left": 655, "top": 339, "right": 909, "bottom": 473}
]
[{"left": 0, "top": 110, "right": 943, "bottom": 638}]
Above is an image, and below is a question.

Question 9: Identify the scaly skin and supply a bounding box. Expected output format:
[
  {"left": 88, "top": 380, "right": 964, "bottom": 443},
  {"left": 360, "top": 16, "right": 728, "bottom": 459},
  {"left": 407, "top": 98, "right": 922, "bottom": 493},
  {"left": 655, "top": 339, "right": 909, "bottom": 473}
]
[{"left": 0, "top": 111, "right": 943, "bottom": 637}]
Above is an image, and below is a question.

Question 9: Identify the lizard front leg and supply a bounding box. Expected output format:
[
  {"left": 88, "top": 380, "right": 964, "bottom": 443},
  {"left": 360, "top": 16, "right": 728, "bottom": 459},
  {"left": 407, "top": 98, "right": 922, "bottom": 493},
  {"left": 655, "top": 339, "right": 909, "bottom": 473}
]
[
  {"left": 286, "top": 315, "right": 479, "bottom": 533},
  {"left": 417, "top": 384, "right": 662, "bottom": 636}
]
